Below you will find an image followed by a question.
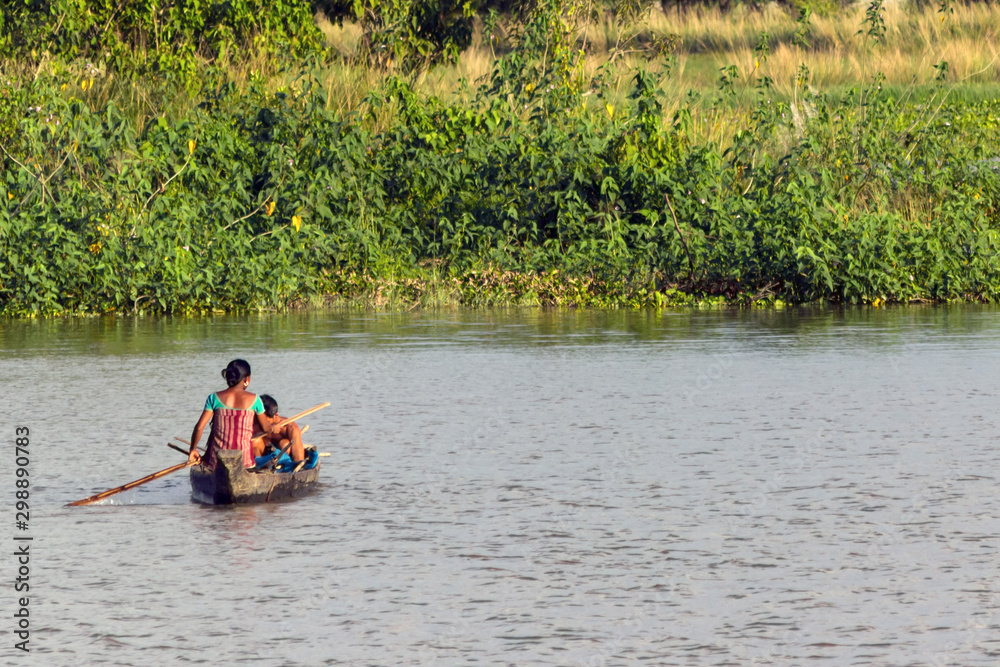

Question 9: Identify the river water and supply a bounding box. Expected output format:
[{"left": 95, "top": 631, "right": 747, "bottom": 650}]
[{"left": 3, "top": 307, "right": 1000, "bottom": 666}]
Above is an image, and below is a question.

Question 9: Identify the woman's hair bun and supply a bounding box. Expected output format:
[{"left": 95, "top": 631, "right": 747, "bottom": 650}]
[{"left": 223, "top": 359, "right": 252, "bottom": 387}]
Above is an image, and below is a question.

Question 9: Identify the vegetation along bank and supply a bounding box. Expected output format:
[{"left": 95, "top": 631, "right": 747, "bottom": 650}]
[{"left": 2, "top": 0, "right": 1000, "bottom": 315}]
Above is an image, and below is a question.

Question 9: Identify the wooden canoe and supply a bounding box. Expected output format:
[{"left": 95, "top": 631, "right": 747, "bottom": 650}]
[{"left": 189, "top": 449, "right": 320, "bottom": 505}]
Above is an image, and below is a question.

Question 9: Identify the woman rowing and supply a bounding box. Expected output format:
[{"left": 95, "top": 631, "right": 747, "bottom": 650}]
[{"left": 188, "top": 359, "right": 268, "bottom": 469}]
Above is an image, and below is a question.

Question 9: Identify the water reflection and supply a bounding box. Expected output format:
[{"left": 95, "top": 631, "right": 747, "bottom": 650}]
[{"left": 4, "top": 304, "right": 1000, "bottom": 357}]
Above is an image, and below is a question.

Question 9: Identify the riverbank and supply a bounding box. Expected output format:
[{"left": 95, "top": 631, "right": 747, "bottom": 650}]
[
  {"left": 305, "top": 269, "right": 721, "bottom": 311},
  {"left": 4, "top": 70, "right": 999, "bottom": 316},
  {"left": 2, "top": 3, "right": 1000, "bottom": 316}
]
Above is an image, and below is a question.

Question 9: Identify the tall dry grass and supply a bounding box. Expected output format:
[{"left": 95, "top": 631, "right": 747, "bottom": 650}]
[
  {"left": 19, "top": 1, "right": 1000, "bottom": 133},
  {"left": 592, "top": 1, "right": 1000, "bottom": 96},
  {"left": 308, "top": 1, "right": 1000, "bottom": 124}
]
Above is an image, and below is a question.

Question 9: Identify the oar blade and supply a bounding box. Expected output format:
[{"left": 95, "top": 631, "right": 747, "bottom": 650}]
[{"left": 67, "top": 460, "right": 196, "bottom": 507}]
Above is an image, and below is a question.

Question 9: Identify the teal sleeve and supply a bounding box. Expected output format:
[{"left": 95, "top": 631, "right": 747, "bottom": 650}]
[
  {"left": 251, "top": 396, "right": 264, "bottom": 414},
  {"left": 204, "top": 394, "right": 219, "bottom": 411}
]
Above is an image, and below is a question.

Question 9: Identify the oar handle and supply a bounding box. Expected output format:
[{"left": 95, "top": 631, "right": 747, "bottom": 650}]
[
  {"left": 275, "top": 402, "right": 329, "bottom": 429},
  {"left": 267, "top": 440, "right": 297, "bottom": 471},
  {"left": 262, "top": 428, "right": 314, "bottom": 470},
  {"left": 251, "top": 402, "right": 330, "bottom": 440}
]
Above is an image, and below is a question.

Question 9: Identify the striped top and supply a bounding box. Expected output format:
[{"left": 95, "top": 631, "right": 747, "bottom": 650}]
[{"left": 204, "top": 394, "right": 264, "bottom": 469}]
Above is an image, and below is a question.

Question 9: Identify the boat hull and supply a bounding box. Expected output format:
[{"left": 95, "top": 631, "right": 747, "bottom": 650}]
[{"left": 190, "top": 449, "right": 320, "bottom": 505}]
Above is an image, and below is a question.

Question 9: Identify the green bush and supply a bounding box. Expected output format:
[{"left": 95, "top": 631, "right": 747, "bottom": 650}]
[
  {"left": 3, "top": 1, "right": 1000, "bottom": 314},
  {"left": 0, "top": 0, "right": 322, "bottom": 79}
]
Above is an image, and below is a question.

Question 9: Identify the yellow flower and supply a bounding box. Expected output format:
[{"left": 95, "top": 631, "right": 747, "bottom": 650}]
[
  {"left": 60, "top": 83, "right": 67, "bottom": 91},
  {"left": 89, "top": 242, "right": 102, "bottom": 255},
  {"left": 188, "top": 139, "right": 196, "bottom": 155},
  {"left": 265, "top": 201, "right": 276, "bottom": 216},
  {"left": 7, "top": 192, "right": 13, "bottom": 201},
  {"left": 605, "top": 104, "right": 614, "bottom": 119},
  {"left": 81, "top": 79, "right": 90, "bottom": 91},
  {"left": 292, "top": 215, "right": 301, "bottom": 232}
]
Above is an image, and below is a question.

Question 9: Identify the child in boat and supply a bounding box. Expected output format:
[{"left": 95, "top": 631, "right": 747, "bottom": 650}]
[
  {"left": 188, "top": 359, "right": 267, "bottom": 469},
  {"left": 258, "top": 394, "right": 306, "bottom": 472}
]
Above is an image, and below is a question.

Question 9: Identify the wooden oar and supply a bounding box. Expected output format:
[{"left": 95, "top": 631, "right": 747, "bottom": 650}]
[
  {"left": 67, "top": 460, "right": 197, "bottom": 507},
  {"left": 167, "top": 442, "right": 192, "bottom": 456},
  {"left": 250, "top": 402, "right": 329, "bottom": 440}
]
